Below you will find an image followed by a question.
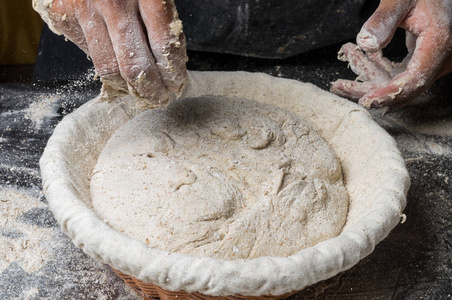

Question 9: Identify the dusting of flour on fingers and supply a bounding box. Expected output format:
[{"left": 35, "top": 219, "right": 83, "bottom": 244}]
[
  {"left": 332, "top": 0, "right": 452, "bottom": 108},
  {"left": 33, "top": 0, "right": 189, "bottom": 109}
]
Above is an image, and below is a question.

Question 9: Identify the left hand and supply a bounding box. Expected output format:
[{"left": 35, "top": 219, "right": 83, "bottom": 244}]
[{"left": 331, "top": 0, "right": 452, "bottom": 108}]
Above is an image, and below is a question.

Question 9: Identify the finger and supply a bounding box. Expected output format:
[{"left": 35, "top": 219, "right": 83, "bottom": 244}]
[
  {"left": 357, "top": 0, "right": 414, "bottom": 52},
  {"left": 77, "top": 8, "right": 128, "bottom": 92},
  {"left": 100, "top": 1, "right": 171, "bottom": 106},
  {"left": 139, "top": 0, "right": 188, "bottom": 93},
  {"left": 330, "top": 79, "right": 383, "bottom": 101},
  {"left": 359, "top": 27, "right": 452, "bottom": 108},
  {"left": 49, "top": 1, "right": 89, "bottom": 53},
  {"left": 358, "top": 78, "right": 407, "bottom": 108},
  {"left": 338, "top": 43, "right": 391, "bottom": 82}
]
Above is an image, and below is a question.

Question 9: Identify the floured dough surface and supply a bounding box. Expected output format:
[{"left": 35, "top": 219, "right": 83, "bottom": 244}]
[{"left": 90, "top": 95, "right": 349, "bottom": 260}]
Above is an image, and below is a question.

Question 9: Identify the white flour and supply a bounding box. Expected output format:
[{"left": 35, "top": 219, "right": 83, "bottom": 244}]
[{"left": 0, "top": 188, "right": 52, "bottom": 273}]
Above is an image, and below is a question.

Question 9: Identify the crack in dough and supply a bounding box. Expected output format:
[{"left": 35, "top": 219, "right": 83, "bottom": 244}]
[{"left": 90, "top": 95, "right": 349, "bottom": 260}]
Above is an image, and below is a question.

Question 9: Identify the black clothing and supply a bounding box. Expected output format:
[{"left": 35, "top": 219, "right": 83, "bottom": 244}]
[{"left": 34, "top": 0, "right": 378, "bottom": 81}]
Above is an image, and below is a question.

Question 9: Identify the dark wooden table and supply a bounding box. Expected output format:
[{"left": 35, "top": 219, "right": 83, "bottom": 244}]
[{"left": 1, "top": 46, "right": 452, "bottom": 299}]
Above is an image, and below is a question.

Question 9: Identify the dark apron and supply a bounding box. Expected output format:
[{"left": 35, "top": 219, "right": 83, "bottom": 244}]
[{"left": 34, "top": 0, "right": 377, "bottom": 81}]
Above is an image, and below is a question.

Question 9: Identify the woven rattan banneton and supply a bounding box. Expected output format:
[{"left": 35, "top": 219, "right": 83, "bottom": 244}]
[{"left": 112, "top": 268, "right": 299, "bottom": 300}]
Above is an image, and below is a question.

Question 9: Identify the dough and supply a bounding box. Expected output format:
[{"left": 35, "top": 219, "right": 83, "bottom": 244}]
[{"left": 90, "top": 95, "right": 349, "bottom": 260}]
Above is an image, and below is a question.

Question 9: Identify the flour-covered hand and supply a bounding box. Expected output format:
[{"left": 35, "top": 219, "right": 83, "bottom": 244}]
[
  {"left": 331, "top": 0, "right": 452, "bottom": 108},
  {"left": 33, "top": 0, "right": 188, "bottom": 107}
]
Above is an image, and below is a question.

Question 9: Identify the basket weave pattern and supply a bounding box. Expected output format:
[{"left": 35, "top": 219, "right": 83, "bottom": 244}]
[{"left": 112, "top": 268, "right": 297, "bottom": 300}]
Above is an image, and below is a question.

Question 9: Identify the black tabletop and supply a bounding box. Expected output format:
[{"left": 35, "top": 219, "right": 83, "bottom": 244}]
[{"left": 1, "top": 45, "right": 452, "bottom": 299}]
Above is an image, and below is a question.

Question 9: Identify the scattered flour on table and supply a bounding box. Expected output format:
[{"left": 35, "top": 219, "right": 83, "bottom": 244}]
[
  {"left": 22, "top": 287, "right": 39, "bottom": 299},
  {"left": 0, "top": 188, "right": 53, "bottom": 273},
  {"left": 397, "top": 119, "right": 452, "bottom": 137},
  {"left": 24, "top": 71, "right": 96, "bottom": 129},
  {"left": 24, "top": 94, "right": 61, "bottom": 128},
  {"left": 372, "top": 110, "right": 452, "bottom": 156},
  {"left": 0, "top": 186, "right": 142, "bottom": 299},
  {"left": 91, "top": 95, "right": 349, "bottom": 260}
]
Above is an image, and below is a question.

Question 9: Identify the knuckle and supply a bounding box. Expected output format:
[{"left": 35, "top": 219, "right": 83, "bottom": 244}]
[
  {"left": 120, "top": 63, "right": 144, "bottom": 82},
  {"left": 49, "top": 0, "right": 67, "bottom": 15},
  {"left": 96, "top": 64, "right": 121, "bottom": 79}
]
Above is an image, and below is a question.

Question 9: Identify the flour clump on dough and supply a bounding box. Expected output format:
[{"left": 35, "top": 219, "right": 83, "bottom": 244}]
[{"left": 90, "top": 95, "right": 349, "bottom": 260}]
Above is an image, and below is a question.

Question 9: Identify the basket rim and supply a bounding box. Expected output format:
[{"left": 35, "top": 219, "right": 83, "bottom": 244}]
[{"left": 111, "top": 267, "right": 299, "bottom": 300}]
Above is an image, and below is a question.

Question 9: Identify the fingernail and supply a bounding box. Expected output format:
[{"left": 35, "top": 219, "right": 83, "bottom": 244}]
[{"left": 357, "top": 28, "right": 379, "bottom": 52}]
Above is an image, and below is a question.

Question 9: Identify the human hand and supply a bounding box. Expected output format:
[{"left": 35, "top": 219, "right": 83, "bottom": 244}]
[
  {"left": 34, "top": 0, "right": 188, "bottom": 107},
  {"left": 331, "top": 0, "right": 452, "bottom": 108}
]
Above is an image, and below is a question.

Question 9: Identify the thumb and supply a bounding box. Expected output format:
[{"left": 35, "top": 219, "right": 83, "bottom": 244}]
[{"left": 357, "top": 0, "right": 414, "bottom": 52}]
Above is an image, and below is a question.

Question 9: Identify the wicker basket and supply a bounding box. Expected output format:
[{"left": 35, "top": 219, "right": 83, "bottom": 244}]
[
  {"left": 41, "top": 71, "right": 409, "bottom": 299},
  {"left": 111, "top": 268, "right": 298, "bottom": 300}
]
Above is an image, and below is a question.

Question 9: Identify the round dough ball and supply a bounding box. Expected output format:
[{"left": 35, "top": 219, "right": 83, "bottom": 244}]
[{"left": 90, "top": 95, "right": 349, "bottom": 260}]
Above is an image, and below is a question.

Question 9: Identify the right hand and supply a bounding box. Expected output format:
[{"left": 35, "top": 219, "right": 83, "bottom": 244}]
[{"left": 47, "top": 0, "right": 188, "bottom": 107}]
